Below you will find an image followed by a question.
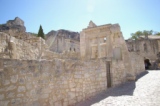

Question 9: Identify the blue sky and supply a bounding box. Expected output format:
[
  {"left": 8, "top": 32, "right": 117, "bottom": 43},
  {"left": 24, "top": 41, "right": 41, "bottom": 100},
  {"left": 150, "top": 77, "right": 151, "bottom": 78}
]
[{"left": 0, "top": 0, "right": 160, "bottom": 39}]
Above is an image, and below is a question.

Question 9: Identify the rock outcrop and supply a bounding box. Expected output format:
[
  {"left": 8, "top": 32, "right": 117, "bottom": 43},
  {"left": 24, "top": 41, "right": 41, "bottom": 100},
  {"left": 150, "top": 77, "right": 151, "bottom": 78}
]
[
  {"left": 46, "top": 29, "right": 80, "bottom": 41},
  {"left": 45, "top": 29, "right": 80, "bottom": 53},
  {"left": 0, "top": 17, "right": 26, "bottom": 32}
]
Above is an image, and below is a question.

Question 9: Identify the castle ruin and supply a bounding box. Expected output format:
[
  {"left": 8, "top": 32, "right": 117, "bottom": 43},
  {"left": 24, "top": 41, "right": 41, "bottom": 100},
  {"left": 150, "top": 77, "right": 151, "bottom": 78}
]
[{"left": 0, "top": 17, "right": 145, "bottom": 106}]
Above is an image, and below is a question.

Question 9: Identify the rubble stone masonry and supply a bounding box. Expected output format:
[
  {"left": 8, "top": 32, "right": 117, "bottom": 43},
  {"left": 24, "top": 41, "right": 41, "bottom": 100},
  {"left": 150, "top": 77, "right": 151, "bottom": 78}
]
[{"left": 0, "top": 58, "right": 107, "bottom": 106}]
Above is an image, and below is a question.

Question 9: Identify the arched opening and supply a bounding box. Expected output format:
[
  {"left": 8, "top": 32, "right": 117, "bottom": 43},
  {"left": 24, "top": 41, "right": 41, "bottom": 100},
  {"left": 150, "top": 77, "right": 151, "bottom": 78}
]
[{"left": 144, "top": 59, "right": 151, "bottom": 70}]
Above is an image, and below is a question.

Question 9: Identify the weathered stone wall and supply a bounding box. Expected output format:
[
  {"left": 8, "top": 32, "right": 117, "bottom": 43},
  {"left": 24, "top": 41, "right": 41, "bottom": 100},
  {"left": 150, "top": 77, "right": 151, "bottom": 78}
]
[
  {"left": 109, "top": 24, "right": 135, "bottom": 80},
  {"left": 80, "top": 22, "right": 137, "bottom": 81},
  {"left": 130, "top": 52, "right": 145, "bottom": 76},
  {"left": 0, "top": 32, "right": 81, "bottom": 61},
  {"left": 126, "top": 39, "right": 159, "bottom": 62},
  {"left": 0, "top": 32, "right": 39, "bottom": 59},
  {"left": 0, "top": 58, "right": 107, "bottom": 106},
  {"left": 111, "top": 60, "right": 126, "bottom": 86}
]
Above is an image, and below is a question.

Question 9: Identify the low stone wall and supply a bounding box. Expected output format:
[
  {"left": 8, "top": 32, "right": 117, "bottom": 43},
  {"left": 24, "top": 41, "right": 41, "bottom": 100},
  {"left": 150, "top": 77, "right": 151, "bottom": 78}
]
[{"left": 0, "top": 58, "right": 106, "bottom": 106}]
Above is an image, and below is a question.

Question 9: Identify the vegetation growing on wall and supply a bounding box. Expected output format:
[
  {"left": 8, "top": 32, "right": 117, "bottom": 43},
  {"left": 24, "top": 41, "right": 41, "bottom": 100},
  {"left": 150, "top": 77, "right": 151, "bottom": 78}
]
[{"left": 130, "top": 30, "right": 160, "bottom": 40}]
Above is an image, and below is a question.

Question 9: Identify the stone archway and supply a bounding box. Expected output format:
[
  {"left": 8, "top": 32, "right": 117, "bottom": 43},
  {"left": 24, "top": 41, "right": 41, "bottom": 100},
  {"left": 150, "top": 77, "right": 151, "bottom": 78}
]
[{"left": 144, "top": 59, "right": 151, "bottom": 70}]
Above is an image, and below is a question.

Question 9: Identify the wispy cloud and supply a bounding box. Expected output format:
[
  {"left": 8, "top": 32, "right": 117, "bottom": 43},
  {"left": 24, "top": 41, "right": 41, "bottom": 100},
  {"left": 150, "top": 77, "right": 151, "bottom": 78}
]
[{"left": 87, "top": 0, "right": 96, "bottom": 13}]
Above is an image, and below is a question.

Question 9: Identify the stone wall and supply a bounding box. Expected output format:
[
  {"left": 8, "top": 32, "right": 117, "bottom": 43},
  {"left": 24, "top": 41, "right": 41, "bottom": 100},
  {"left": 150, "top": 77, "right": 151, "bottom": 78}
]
[
  {"left": 0, "top": 32, "right": 81, "bottom": 61},
  {"left": 126, "top": 39, "right": 159, "bottom": 62},
  {"left": 0, "top": 58, "right": 107, "bottom": 106},
  {"left": 0, "top": 32, "right": 39, "bottom": 60},
  {"left": 130, "top": 52, "right": 145, "bottom": 76}
]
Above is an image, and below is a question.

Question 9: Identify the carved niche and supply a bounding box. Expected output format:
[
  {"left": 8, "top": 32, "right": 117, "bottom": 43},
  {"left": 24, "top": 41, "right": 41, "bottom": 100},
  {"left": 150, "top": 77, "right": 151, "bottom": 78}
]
[{"left": 113, "top": 47, "right": 122, "bottom": 60}]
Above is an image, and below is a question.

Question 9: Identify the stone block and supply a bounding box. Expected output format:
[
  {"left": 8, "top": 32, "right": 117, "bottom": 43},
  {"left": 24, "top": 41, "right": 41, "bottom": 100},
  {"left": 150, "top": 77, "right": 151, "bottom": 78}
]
[
  {"left": 68, "top": 98, "right": 76, "bottom": 105},
  {"left": 84, "top": 73, "right": 90, "bottom": 78},
  {"left": 74, "top": 74, "right": 81, "bottom": 79},
  {"left": 0, "top": 88, "right": 4, "bottom": 92},
  {"left": 26, "top": 83, "right": 33, "bottom": 90},
  {"left": 11, "top": 98, "right": 22, "bottom": 106},
  {"left": 63, "top": 101, "right": 68, "bottom": 106},
  {"left": 3, "top": 80, "right": 10, "bottom": 86},
  {"left": 10, "top": 75, "right": 18, "bottom": 83},
  {"left": 6, "top": 85, "right": 16, "bottom": 91},
  {"left": 17, "top": 94, "right": 24, "bottom": 97},
  {"left": 55, "top": 101, "right": 62, "bottom": 106},
  {"left": 6, "top": 92, "right": 15, "bottom": 98},
  {"left": 30, "top": 101, "right": 41, "bottom": 106},
  {"left": 40, "top": 93, "right": 49, "bottom": 99},
  {"left": 52, "top": 95, "right": 57, "bottom": 102},
  {"left": 0, "top": 61, "right": 3, "bottom": 71},
  {"left": 18, "top": 86, "right": 26, "bottom": 92},
  {"left": 19, "top": 77, "right": 25, "bottom": 84},
  {"left": 41, "top": 87, "right": 51, "bottom": 94},
  {"left": 0, "top": 100, "right": 9, "bottom": 106},
  {"left": 68, "top": 91, "right": 76, "bottom": 99},
  {"left": 0, "top": 94, "right": 4, "bottom": 100},
  {"left": 77, "top": 96, "right": 83, "bottom": 102},
  {"left": 25, "top": 74, "right": 33, "bottom": 82},
  {"left": 69, "top": 82, "right": 76, "bottom": 88}
]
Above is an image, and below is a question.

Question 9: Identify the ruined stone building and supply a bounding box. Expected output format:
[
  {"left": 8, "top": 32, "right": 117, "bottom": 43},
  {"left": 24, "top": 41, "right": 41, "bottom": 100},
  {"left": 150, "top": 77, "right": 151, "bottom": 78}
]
[
  {"left": 126, "top": 35, "right": 160, "bottom": 63},
  {"left": 0, "top": 17, "right": 145, "bottom": 106}
]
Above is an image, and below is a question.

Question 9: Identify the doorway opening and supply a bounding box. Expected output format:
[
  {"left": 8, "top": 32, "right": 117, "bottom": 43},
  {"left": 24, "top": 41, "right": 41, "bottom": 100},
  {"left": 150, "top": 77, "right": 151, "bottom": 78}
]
[{"left": 106, "top": 62, "right": 111, "bottom": 88}]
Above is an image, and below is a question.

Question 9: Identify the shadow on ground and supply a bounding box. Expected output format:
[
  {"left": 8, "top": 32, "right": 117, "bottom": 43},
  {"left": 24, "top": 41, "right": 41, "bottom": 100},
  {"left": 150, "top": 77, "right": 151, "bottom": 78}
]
[{"left": 75, "top": 71, "right": 149, "bottom": 106}]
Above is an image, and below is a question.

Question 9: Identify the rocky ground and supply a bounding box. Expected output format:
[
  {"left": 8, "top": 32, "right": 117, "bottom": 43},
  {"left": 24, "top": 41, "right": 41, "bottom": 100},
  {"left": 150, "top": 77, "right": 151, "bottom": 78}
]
[{"left": 76, "top": 71, "right": 160, "bottom": 106}]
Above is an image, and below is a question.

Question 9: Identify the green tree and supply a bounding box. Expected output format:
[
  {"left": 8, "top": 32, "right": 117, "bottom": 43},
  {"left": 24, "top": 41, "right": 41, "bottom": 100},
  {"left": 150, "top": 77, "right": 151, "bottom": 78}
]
[
  {"left": 38, "top": 25, "right": 45, "bottom": 39},
  {"left": 131, "top": 31, "right": 143, "bottom": 40},
  {"left": 155, "top": 32, "right": 160, "bottom": 35},
  {"left": 130, "top": 30, "right": 153, "bottom": 40}
]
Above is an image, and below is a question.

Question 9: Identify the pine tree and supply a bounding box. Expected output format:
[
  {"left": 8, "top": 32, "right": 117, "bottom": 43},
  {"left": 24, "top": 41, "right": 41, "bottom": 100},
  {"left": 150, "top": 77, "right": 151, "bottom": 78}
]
[{"left": 38, "top": 25, "right": 45, "bottom": 39}]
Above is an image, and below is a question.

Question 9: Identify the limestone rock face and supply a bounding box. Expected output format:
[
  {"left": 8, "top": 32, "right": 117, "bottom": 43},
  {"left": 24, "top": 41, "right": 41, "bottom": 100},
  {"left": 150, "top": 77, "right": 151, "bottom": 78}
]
[
  {"left": 46, "top": 29, "right": 80, "bottom": 41},
  {"left": 7, "top": 17, "right": 24, "bottom": 27},
  {"left": 45, "top": 29, "right": 80, "bottom": 53},
  {"left": 0, "top": 17, "right": 26, "bottom": 32}
]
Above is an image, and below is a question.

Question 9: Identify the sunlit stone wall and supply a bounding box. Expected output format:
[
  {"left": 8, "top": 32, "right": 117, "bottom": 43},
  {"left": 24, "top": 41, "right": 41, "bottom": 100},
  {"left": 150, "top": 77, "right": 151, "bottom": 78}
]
[
  {"left": 0, "top": 32, "right": 40, "bottom": 60},
  {"left": 0, "top": 58, "right": 106, "bottom": 106}
]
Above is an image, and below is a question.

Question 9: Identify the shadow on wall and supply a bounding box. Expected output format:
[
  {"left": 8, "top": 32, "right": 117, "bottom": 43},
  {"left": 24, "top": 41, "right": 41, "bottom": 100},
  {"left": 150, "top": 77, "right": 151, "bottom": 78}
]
[{"left": 75, "top": 71, "right": 149, "bottom": 106}]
